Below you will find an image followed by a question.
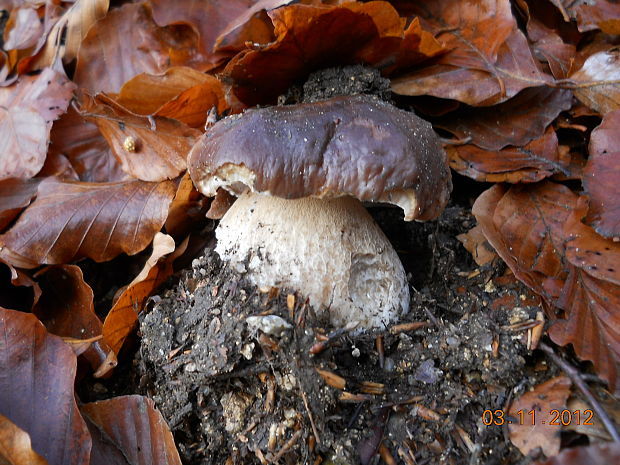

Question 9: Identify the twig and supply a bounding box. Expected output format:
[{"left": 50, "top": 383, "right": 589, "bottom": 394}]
[
  {"left": 539, "top": 342, "right": 620, "bottom": 443},
  {"left": 269, "top": 429, "right": 302, "bottom": 464},
  {"left": 301, "top": 390, "right": 321, "bottom": 445}
]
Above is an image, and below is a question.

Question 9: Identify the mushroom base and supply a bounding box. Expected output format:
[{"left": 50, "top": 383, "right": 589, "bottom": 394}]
[{"left": 215, "top": 192, "right": 410, "bottom": 330}]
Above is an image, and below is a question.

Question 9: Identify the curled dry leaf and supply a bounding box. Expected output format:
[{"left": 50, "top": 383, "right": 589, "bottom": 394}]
[
  {"left": 534, "top": 442, "right": 620, "bottom": 465},
  {"left": 583, "top": 110, "right": 620, "bottom": 238},
  {"left": 473, "top": 183, "right": 620, "bottom": 393},
  {"left": 0, "top": 68, "right": 75, "bottom": 181},
  {"left": 0, "top": 178, "right": 39, "bottom": 232},
  {"left": 32, "top": 265, "right": 114, "bottom": 372},
  {"left": 0, "top": 308, "right": 91, "bottom": 465},
  {"left": 81, "top": 395, "right": 181, "bottom": 465},
  {"left": 438, "top": 87, "right": 573, "bottom": 151},
  {"left": 0, "top": 177, "right": 175, "bottom": 268},
  {"left": 0, "top": 414, "right": 48, "bottom": 465},
  {"left": 572, "top": 49, "right": 620, "bottom": 114},
  {"left": 391, "top": 0, "right": 549, "bottom": 105},
  {"left": 224, "top": 1, "right": 443, "bottom": 105},
  {"left": 49, "top": 107, "right": 127, "bottom": 183},
  {"left": 80, "top": 94, "right": 199, "bottom": 182},
  {"left": 165, "top": 171, "right": 209, "bottom": 238},
  {"left": 32, "top": 0, "right": 110, "bottom": 68},
  {"left": 447, "top": 126, "right": 571, "bottom": 183},
  {"left": 509, "top": 376, "right": 572, "bottom": 457},
  {"left": 74, "top": 2, "right": 205, "bottom": 94},
  {"left": 102, "top": 233, "right": 178, "bottom": 355},
  {"left": 574, "top": 0, "right": 620, "bottom": 35}
]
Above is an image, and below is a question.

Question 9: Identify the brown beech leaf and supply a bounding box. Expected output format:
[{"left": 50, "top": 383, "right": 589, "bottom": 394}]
[
  {"left": 102, "top": 233, "right": 177, "bottom": 355},
  {"left": 549, "top": 198, "right": 620, "bottom": 392},
  {"left": 572, "top": 49, "right": 620, "bottom": 114},
  {"left": 0, "top": 68, "right": 75, "bottom": 181},
  {"left": 74, "top": 2, "right": 205, "bottom": 94},
  {"left": 391, "top": 0, "right": 549, "bottom": 105},
  {"left": 149, "top": 0, "right": 289, "bottom": 67},
  {"left": 3, "top": 6, "right": 43, "bottom": 51},
  {"left": 0, "top": 308, "right": 91, "bottom": 464},
  {"left": 508, "top": 376, "right": 572, "bottom": 457},
  {"left": 574, "top": 0, "right": 620, "bottom": 35},
  {"left": 438, "top": 87, "right": 573, "bottom": 150},
  {"left": 165, "top": 172, "right": 208, "bottom": 237},
  {"left": 447, "top": 126, "right": 571, "bottom": 183},
  {"left": 534, "top": 442, "right": 620, "bottom": 465},
  {"left": 473, "top": 184, "right": 620, "bottom": 393},
  {"left": 224, "top": 1, "right": 438, "bottom": 105},
  {"left": 81, "top": 395, "right": 181, "bottom": 465},
  {"left": 80, "top": 94, "right": 199, "bottom": 182},
  {"left": 50, "top": 107, "right": 127, "bottom": 183},
  {"left": 472, "top": 182, "right": 575, "bottom": 304},
  {"left": 115, "top": 66, "right": 214, "bottom": 115},
  {"left": 32, "top": 265, "right": 114, "bottom": 373},
  {"left": 32, "top": 0, "right": 110, "bottom": 68},
  {"left": 457, "top": 224, "right": 498, "bottom": 266},
  {"left": 0, "top": 414, "right": 48, "bottom": 465},
  {"left": 0, "top": 178, "right": 39, "bottom": 232},
  {"left": 0, "top": 259, "right": 41, "bottom": 311},
  {"left": 583, "top": 110, "right": 620, "bottom": 238},
  {"left": 0, "top": 177, "right": 175, "bottom": 268}
]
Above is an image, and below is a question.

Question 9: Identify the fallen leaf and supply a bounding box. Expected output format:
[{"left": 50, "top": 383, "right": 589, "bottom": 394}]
[
  {"left": 457, "top": 224, "right": 498, "bottom": 266},
  {"left": 49, "top": 107, "right": 128, "bottom": 183},
  {"left": 0, "top": 68, "right": 75, "bottom": 181},
  {"left": 572, "top": 48, "right": 620, "bottom": 114},
  {"left": 81, "top": 395, "right": 181, "bottom": 465},
  {"left": 508, "top": 376, "right": 572, "bottom": 457},
  {"left": 224, "top": 1, "right": 438, "bottom": 105},
  {"left": 438, "top": 87, "right": 573, "bottom": 151},
  {"left": 391, "top": 0, "right": 549, "bottom": 105},
  {"left": 74, "top": 2, "right": 205, "bottom": 94},
  {"left": 447, "top": 127, "right": 570, "bottom": 183},
  {"left": 583, "top": 110, "right": 620, "bottom": 238},
  {"left": 0, "top": 414, "right": 48, "bottom": 465},
  {"left": 32, "top": 0, "right": 110, "bottom": 68},
  {"left": 3, "top": 6, "right": 43, "bottom": 51},
  {"left": 574, "top": 0, "right": 620, "bottom": 35},
  {"left": 0, "top": 259, "right": 41, "bottom": 311},
  {"left": 0, "top": 178, "right": 39, "bottom": 232},
  {"left": 102, "top": 233, "right": 179, "bottom": 355},
  {"left": 534, "top": 442, "right": 620, "bottom": 465},
  {"left": 0, "top": 308, "right": 91, "bottom": 465},
  {"left": 32, "top": 265, "right": 114, "bottom": 372},
  {"left": 165, "top": 172, "right": 208, "bottom": 237},
  {"left": 80, "top": 94, "right": 199, "bottom": 182},
  {"left": 0, "top": 177, "right": 175, "bottom": 268}
]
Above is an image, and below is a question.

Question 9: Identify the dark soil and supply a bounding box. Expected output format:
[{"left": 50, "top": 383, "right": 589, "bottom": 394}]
[{"left": 131, "top": 67, "right": 560, "bottom": 464}]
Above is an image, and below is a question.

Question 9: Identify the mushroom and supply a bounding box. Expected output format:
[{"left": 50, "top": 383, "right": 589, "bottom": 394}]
[{"left": 188, "top": 95, "right": 451, "bottom": 330}]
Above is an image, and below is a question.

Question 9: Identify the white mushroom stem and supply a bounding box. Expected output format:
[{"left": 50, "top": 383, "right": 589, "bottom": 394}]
[{"left": 215, "top": 192, "right": 410, "bottom": 330}]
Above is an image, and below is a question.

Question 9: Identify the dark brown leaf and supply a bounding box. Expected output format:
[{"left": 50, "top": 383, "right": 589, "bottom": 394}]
[
  {"left": 33, "top": 265, "right": 114, "bottom": 373},
  {"left": 0, "top": 178, "right": 39, "bottom": 232},
  {"left": 0, "top": 177, "right": 175, "bottom": 268},
  {"left": 574, "top": 0, "right": 620, "bottom": 35},
  {"left": 391, "top": 0, "right": 550, "bottom": 105},
  {"left": 447, "top": 127, "right": 571, "bottom": 183},
  {"left": 80, "top": 94, "right": 199, "bottom": 181},
  {"left": 0, "top": 68, "right": 75, "bottom": 180},
  {"left": 0, "top": 308, "right": 91, "bottom": 465},
  {"left": 81, "top": 395, "right": 181, "bottom": 465},
  {"left": 438, "top": 87, "right": 573, "bottom": 151}
]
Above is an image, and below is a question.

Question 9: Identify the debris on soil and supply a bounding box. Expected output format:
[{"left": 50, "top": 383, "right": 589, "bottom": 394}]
[{"left": 135, "top": 201, "right": 557, "bottom": 465}]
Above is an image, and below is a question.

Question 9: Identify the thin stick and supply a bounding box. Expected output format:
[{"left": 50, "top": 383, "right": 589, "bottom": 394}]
[
  {"left": 301, "top": 390, "right": 321, "bottom": 445},
  {"left": 539, "top": 342, "right": 620, "bottom": 443},
  {"left": 269, "top": 429, "right": 303, "bottom": 464}
]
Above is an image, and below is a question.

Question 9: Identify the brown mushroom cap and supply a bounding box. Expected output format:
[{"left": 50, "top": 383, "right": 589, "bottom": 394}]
[{"left": 188, "top": 94, "right": 451, "bottom": 221}]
